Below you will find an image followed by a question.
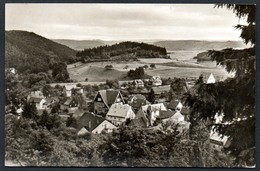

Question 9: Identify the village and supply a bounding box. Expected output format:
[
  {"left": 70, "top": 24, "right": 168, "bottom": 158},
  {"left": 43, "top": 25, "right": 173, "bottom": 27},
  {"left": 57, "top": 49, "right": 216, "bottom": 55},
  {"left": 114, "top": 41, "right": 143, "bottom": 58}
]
[{"left": 6, "top": 66, "right": 229, "bottom": 152}]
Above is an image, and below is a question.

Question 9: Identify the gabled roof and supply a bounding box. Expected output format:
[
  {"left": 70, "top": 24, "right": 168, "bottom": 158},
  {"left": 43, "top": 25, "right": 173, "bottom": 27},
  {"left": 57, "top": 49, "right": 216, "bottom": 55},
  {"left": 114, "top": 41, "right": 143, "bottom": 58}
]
[
  {"left": 92, "top": 120, "right": 117, "bottom": 133},
  {"left": 77, "top": 112, "right": 105, "bottom": 132},
  {"left": 128, "top": 117, "right": 147, "bottom": 127},
  {"left": 168, "top": 100, "right": 182, "bottom": 109},
  {"left": 159, "top": 110, "right": 176, "bottom": 119},
  {"left": 96, "top": 90, "right": 123, "bottom": 107},
  {"left": 106, "top": 103, "right": 133, "bottom": 118},
  {"left": 171, "top": 111, "right": 184, "bottom": 120},
  {"left": 180, "top": 107, "right": 190, "bottom": 115}
]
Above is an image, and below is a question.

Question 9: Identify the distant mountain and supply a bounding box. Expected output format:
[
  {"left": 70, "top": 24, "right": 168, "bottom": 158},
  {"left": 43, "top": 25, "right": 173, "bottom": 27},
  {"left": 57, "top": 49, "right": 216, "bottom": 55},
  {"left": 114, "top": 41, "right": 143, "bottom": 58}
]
[
  {"left": 52, "top": 39, "right": 107, "bottom": 50},
  {"left": 153, "top": 40, "right": 247, "bottom": 51},
  {"left": 5, "top": 30, "right": 77, "bottom": 74}
]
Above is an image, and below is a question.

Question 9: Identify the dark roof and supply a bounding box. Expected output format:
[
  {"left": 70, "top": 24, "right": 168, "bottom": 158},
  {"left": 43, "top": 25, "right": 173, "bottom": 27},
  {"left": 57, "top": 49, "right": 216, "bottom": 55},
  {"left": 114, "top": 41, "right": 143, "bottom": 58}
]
[
  {"left": 168, "top": 100, "right": 180, "bottom": 109},
  {"left": 98, "top": 90, "right": 123, "bottom": 107},
  {"left": 128, "top": 117, "right": 147, "bottom": 128},
  {"left": 180, "top": 107, "right": 190, "bottom": 115},
  {"left": 64, "top": 98, "right": 73, "bottom": 106},
  {"left": 29, "top": 97, "right": 43, "bottom": 103},
  {"left": 159, "top": 110, "right": 176, "bottom": 119},
  {"left": 76, "top": 112, "right": 105, "bottom": 132},
  {"left": 72, "top": 109, "right": 85, "bottom": 119}
]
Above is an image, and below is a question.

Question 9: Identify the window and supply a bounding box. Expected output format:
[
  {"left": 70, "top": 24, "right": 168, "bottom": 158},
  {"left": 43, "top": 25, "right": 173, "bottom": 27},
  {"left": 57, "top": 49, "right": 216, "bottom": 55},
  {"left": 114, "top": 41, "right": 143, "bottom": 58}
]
[{"left": 98, "top": 98, "right": 101, "bottom": 101}]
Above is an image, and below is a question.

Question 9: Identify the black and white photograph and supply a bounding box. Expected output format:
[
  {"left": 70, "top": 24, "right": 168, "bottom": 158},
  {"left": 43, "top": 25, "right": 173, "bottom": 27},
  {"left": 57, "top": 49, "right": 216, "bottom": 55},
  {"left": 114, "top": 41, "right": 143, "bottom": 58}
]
[{"left": 4, "top": 3, "right": 256, "bottom": 167}]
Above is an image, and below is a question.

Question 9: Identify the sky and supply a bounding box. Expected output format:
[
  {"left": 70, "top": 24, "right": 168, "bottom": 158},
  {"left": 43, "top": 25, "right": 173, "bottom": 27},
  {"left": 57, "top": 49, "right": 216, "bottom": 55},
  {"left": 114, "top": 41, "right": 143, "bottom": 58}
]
[{"left": 5, "top": 4, "right": 247, "bottom": 41}]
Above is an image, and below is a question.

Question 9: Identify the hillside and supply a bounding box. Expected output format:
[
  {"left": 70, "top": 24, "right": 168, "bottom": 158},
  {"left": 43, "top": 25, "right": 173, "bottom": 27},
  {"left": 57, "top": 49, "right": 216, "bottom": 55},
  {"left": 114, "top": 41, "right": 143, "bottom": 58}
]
[
  {"left": 193, "top": 51, "right": 211, "bottom": 62},
  {"left": 5, "top": 30, "right": 77, "bottom": 73},
  {"left": 52, "top": 39, "right": 107, "bottom": 50},
  {"left": 153, "top": 40, "right": 246, "bottom": 51},
  {"left": 76, "top": 41, "right": 168, "bottom": 62}
]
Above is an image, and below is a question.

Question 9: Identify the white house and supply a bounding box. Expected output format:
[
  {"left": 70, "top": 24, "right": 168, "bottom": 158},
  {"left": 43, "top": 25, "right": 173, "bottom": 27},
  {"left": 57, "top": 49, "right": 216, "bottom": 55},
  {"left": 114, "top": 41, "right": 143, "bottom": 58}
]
[
  {"left": 29, "top": 97, "right": 46, "bottom": 110},
  {"left": 63, "top": 84, "right": 83, "bottom": 97},
  {"left": 169, "top": 111, "right": 185, "bottom": 122},
  {"left": 150, "top": 76, "right": 162, "bottom": 86},
  {"left": 203, "top": 73, "right": 216, "bottom": 84},
  {"left": 106, "top": 103, "right": 135, "bottom": 126},
  {"left": 136, "top": 103, "right": 167, "bottom": 126},
  {"left": 92, "top": 120, "right": 117, "bottom": 134}
]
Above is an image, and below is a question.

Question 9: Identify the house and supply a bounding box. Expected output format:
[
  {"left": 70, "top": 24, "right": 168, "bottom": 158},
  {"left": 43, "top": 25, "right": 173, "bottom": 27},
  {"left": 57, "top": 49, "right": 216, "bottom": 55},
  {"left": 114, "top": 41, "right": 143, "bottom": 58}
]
[
  {"left": 106, "top": 103, "right": 135, "bottom": 126},
  {"left": 127, "top": 94, "right": 150, "bottom": 110},
  {"left": 150, "top": 76, "right": 162, "bottom": 86},
  {"left": 29, "top": 97, "right": 46, "bottom": 110},
  {"left": 6, "top": 68, "right": 16, "bottom": 74},
  {"left": 136, "top": 103, "right": 167, "bottom": 126},
  {"left": 134, "top": 79, "right": 144, "bottom": 88},
  {"left": 60, "top": 97, "right": 79, "bottom": 112},
  {"left": 168, "top": 100, "right": 183, "bottom": 111},
  {"left": 167, "top": 111, "right": 185, "bottom": 123},
  {"left": 63, "top": 84, "right": 83, "bottom": 97},
  {"left": 76, "top": 112, "right": 105, "bottom": 134},
  {"left": 93, "top": 89, "right": 124, "bottom": 115},
  {"left": 203, "top": 73, "right": 216, "bottom": 84},
  {"left": 92, "top": 120, "right": 117, "bottom": 134},
  {"left": 210, "top": 131, "right": 231, "bottom": 150},
  {"left": 27, "top": 90, "right": 45, "bottom": 100},
  {"left": 42, "top": 97, "right": 59, "bottom": 109}
]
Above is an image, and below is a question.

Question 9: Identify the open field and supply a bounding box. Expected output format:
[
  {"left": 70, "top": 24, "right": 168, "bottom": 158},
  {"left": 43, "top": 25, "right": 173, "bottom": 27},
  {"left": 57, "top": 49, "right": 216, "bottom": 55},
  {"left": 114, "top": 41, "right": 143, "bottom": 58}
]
[{"left": 67, "top": 58, "right": 232, "bottom": 82}]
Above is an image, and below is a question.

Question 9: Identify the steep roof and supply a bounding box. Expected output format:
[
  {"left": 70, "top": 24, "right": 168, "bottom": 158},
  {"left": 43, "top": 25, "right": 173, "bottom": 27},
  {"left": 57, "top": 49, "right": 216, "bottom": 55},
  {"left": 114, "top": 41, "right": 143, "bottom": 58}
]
[
  {"left": 171, "top": 111, "right": 184, "bottom": 120},
  {"left": 97, "top": 89, "right": 123, "bottom": 107},
  {"left": 159, "top": 110, "right": 176, "bottom": 119},
  {"left": 128, "top": 117, "right": 147, "bottom": 127},
  {"left": 77, "top": 112, "right": 105, "bottom": 132},
  {"left": 168, "top": 100, "right": 181, "bottom": 109},
  {"left": 106, "top": 103, "right": 133, "bottom": 118},
  {"left": 180, "top": 107, "right": 190, "bottom": 115}
]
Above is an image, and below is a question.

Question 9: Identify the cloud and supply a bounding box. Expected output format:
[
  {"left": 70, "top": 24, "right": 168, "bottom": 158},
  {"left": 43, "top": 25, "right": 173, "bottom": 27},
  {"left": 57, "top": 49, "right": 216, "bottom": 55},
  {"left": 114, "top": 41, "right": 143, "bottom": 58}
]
[{"left": 5, "top": 4, "right": 246, "bottom": 41}]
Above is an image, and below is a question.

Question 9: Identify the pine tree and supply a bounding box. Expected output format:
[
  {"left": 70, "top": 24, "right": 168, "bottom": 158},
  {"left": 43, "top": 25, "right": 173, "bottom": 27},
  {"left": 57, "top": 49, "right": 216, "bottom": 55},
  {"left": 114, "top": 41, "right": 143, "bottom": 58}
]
[
  {"left": 147, "top": 89, "right": 155, "bottom": 103},
  {"left": 185, "top": 4, "right": 255, "bottom": 166}
]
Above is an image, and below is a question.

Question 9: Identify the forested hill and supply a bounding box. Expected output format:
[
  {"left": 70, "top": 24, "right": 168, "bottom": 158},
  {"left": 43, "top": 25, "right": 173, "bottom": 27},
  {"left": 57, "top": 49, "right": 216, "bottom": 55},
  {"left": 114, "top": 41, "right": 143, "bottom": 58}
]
[
  {"left": 76, "top": 41, "right": 168, "bottom": 62},
  {"left": 153, "top": 40, "right": 246, "bottom": 51},
  {"left": 5, "top": 30, "right": 77, "bottom": 74}
]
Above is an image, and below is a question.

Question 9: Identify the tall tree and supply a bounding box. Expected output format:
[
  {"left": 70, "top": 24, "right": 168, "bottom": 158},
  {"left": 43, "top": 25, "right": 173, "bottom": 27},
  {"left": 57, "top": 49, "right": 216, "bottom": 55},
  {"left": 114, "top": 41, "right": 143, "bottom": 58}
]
[
  {"left": 147, "top": 89, "right": 155, "bottom": 104},
  {"left": 185, "top": 4, "right": 255, "bottom": 167}
]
